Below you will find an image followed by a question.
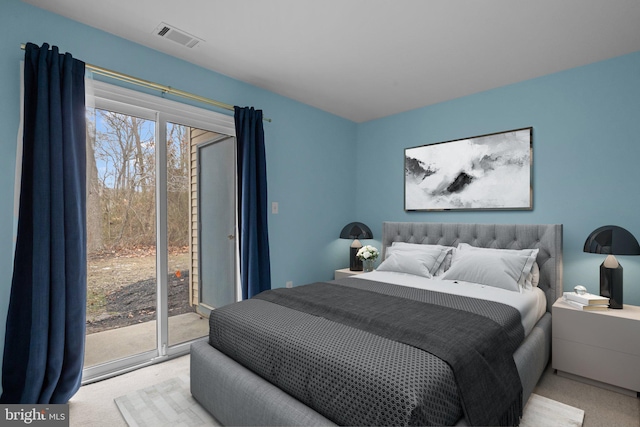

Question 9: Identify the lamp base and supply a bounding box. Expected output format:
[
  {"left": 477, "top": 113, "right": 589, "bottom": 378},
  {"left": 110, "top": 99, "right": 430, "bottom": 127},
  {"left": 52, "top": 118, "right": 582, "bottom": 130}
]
[
  {"left": 349, "top": 239, "right": 363, "bottom": 271},
  {"left": 350, "top": 247, "right": 363, "bottom": 271},
  {"left": 600, "top": 262, "right": 623, "bottom": 309}
]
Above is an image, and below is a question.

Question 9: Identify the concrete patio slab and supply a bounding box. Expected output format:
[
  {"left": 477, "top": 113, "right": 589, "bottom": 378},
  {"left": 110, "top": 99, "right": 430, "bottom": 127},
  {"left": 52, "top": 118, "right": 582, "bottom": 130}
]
[{"left": 84, "top": 312, "right": 208, "bottom": 367}]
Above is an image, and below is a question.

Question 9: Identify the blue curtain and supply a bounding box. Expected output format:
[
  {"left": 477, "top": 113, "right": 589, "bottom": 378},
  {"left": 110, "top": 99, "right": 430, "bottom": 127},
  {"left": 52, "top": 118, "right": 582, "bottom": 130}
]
[
  {"left": 1, "top": 43, "right": 86, "bottom": 404},
  {"left": 234, "top": 107, "right": 271, "bottom": 299}
]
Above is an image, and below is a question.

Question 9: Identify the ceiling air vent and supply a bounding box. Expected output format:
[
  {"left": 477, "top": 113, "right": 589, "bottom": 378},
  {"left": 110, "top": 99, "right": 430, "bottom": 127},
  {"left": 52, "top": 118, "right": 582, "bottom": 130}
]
[{"left": 154, "top": 22, "right": 202, "bottom": 48}]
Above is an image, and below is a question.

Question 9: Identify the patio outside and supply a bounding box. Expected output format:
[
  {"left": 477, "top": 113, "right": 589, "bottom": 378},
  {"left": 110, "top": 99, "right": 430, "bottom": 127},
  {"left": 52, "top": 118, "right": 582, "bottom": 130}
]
[{"left": 84, "top": 246, "right": 208, "bottom": 367}]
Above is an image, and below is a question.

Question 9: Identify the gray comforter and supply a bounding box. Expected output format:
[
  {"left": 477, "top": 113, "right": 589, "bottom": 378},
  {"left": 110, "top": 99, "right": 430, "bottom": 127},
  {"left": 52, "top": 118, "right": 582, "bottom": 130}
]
[{"left": 209, "top": 278, "right": 525, "bottom": 426}]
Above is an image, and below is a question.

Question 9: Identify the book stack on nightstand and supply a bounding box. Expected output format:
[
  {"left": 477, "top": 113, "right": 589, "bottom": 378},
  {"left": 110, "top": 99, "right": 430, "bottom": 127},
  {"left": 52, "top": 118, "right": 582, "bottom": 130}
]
[{"left": 562, "top": 292, "right": 609, "bottom": 311}]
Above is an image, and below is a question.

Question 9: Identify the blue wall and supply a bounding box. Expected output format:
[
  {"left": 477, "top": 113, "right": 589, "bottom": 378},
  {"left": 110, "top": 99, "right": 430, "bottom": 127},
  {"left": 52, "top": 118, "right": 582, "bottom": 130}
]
[
  {"left": 355, "top": 51, "right": 640, "bottom": 306},
  {"left": 0, "top": 0, "right": 356, "bottom": 389},
  {"left": 3, "top": 0, "right": 640, "bottom": 394}
]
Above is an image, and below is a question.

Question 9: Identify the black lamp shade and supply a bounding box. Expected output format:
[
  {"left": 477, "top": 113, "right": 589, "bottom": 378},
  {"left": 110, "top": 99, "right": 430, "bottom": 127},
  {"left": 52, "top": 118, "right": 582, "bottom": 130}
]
[
  {"left": 340, "top": 222, "right": 373, "bottom": 271},
  {"left": 339, "top": 222, "right": 373, "bottom": 240},
  {"left": 583, "top": 225, "right": 640, "bottom": 255},
  {"left": 584, "top": 225, "right": 640, "bottom": 309}
]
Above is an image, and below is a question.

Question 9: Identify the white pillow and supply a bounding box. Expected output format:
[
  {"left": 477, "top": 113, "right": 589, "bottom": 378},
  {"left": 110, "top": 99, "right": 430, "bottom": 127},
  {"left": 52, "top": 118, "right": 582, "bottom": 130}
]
[
  {"left": 434, "top": 252, "right": 453, "bottom": 276},
  {"left": 455, "top": 243, "right": 539, "bottom": 290},
  {"left": 441, "top": 249, "right": 531, "bottom": 293},
  {"left": 377, "top": 251, "right": 434, "bottom": 278},
  {"left": 389, "top": 243, "right": 453, "bottom": 275},
  {"left": 530, "top": 262, "right": 540, "bottom": 288}
]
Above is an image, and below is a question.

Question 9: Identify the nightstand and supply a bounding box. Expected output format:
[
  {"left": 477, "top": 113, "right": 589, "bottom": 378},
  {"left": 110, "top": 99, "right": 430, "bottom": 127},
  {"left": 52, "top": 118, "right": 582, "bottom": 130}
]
[
  {"left": 334, "top": 268, "right": 365, "bottom": 279},
  {"left": 552, "top": 297, "right": 640, "bottom": 396}
]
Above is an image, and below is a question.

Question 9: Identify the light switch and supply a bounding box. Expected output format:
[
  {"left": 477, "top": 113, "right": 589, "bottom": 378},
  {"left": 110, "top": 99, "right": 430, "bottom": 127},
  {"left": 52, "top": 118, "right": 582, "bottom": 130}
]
[{"left": 271, "top": 202, "right": 279, "bottom": 214}]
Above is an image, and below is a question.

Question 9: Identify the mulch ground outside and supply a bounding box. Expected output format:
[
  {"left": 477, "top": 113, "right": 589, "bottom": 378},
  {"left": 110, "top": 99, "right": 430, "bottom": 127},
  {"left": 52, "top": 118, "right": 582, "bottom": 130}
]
[{"left": 86, "top": 270, "right": 195, "bottom": 334}]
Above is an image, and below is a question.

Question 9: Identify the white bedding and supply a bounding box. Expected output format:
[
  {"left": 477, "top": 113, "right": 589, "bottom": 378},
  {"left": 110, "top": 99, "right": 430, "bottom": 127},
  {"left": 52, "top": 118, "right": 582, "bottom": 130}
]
[{"left": 355, "top": 270, "right": 547, "bottom": 337}]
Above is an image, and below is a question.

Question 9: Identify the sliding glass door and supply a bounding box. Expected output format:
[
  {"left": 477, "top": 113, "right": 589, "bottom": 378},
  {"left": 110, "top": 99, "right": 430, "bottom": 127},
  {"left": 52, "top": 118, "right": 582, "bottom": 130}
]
[
  {"left": 85, "top": 105, "right": 158, "bottom": 370},
  {"left": 83, "top": 81, "right": 238, "bottom": 382}
]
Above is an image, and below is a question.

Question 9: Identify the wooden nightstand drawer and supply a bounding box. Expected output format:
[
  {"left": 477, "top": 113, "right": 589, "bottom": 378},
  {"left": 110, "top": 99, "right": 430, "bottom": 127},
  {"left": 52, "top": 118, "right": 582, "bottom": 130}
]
[
  {"left": 553, "top": 338, "right": 640, "bottom": 392},
  {"left": 552, "top": 301, "right": 640, "bottom": 357},
  {"left": 552, "top": 298, "right": 640, "bottom": 393}
]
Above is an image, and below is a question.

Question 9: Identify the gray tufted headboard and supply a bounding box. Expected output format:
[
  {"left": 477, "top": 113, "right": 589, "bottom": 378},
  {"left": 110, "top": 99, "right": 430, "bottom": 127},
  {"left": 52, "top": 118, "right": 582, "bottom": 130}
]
[{"left": 382, "top": 222, "right": 563, "bottom": 312}]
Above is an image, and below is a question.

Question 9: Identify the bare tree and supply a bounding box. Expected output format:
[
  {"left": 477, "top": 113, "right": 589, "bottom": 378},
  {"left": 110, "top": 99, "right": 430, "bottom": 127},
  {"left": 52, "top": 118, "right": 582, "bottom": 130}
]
[
  {"left": 93, "top": 110, "right": 156, "bottom": 249},
  {"left": 87, "top": 111, "right": 192, "bottom": 252},
  {"left": 86, "top": 111, "right": 103, "bottom": 253},
  {"left": 167, "top": 123, "right": 190, "bottom": 247}
]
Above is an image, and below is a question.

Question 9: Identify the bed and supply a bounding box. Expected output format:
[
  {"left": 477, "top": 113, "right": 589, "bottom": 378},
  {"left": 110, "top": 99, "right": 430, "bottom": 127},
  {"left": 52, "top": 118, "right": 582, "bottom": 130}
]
[{"left": 191, "top": 222, "right": 563, "bottom": 426}]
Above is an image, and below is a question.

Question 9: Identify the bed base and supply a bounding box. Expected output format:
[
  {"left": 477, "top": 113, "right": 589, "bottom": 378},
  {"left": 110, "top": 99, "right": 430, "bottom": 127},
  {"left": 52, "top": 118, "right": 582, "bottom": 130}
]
[
  {"left": 191, "top": 222, "right": 562, "bottom": 426},
  {"left": 191, "top": 313, "right": 550, "bottom": 426}
]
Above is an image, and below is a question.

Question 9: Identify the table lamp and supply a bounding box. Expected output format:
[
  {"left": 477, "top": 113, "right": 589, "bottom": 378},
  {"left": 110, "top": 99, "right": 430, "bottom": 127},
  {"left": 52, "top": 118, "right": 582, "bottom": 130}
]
[
  {"left": 340, "top": 222, "right": 373, "bottom": 271},
  {"left": 583, "top": 225, "right": 640, "bottom": 309}
]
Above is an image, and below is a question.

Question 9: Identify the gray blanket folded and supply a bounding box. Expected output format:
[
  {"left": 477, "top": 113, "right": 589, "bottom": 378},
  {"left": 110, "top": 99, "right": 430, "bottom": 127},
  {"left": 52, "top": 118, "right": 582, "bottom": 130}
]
[{"left": 255, "top": 281, "right": 523, "bottom": 426}]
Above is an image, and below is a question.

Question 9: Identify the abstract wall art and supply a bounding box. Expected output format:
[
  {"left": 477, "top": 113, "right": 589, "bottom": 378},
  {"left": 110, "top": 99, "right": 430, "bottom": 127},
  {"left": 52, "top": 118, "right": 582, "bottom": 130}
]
[{"left": 405, "top": 128, "right": 532, "bottom": 211}]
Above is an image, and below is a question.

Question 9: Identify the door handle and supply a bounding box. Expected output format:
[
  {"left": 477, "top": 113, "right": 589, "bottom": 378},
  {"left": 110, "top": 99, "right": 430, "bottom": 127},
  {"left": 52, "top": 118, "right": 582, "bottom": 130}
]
[{"left": 227, "top": 234, "right": 235, "bottom": 240}]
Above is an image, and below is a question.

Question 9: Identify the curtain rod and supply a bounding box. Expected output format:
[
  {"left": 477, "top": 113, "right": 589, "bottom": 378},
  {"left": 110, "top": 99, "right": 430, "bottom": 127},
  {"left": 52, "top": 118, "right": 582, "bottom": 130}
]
[{"left": 20, "top": 43, "right": 271, "bottom": 122}]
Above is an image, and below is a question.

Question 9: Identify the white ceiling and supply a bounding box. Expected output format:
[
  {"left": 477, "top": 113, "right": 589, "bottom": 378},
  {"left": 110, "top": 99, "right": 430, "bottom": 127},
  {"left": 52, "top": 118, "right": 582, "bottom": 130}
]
[{"left": 22, "top": 0, "right": 640, "bottom": 123}]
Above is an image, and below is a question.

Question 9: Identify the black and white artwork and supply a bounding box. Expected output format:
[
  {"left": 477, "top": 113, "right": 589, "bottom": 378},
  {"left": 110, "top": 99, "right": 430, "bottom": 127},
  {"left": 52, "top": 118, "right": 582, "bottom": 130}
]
[{"left": 405, "top": 128, "right": 532, "bottom": 211}]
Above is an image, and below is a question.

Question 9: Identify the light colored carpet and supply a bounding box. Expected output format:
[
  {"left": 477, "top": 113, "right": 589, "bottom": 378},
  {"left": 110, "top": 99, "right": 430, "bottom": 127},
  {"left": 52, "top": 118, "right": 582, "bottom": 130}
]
[
  {"left": 114, "top": 375, "right": 584, "bottom": 427},
  {"left": 521, "top": 393, "right": 584, "bottom": 427},
  {"left": 534, "top": 363, "right": 640, "bottom": 427},
  {"left": 72, "top": 355, "right": 636, "bottom": 427},
  {"left": 70, "top": 355, "right": 192, "bottom": 427},
  {"left": 115, "top": 375, "right": 217, "bottom": 427}
]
